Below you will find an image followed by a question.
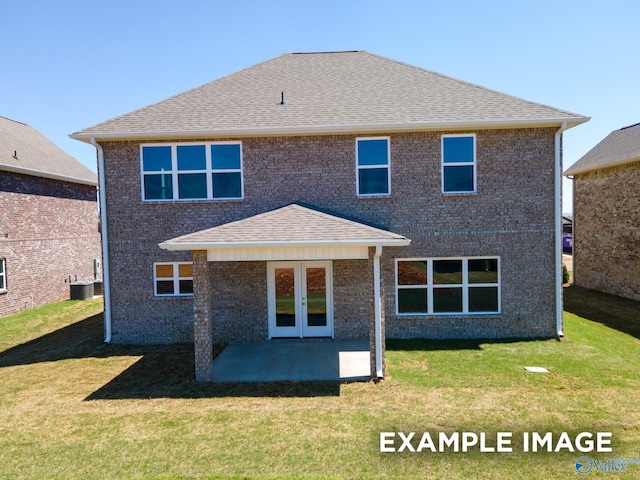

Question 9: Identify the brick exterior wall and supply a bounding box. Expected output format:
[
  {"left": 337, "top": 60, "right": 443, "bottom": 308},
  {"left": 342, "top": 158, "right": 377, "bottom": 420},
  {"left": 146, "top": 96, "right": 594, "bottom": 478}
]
[
  {"left": 0, "top": 171, "right": 101, "bottom": 317},
  {"left": 101, "top": 127, "right": 559, "bottom": 349},
  {"left": 573, "top": 161, "right": 640, "bottom": 301}
]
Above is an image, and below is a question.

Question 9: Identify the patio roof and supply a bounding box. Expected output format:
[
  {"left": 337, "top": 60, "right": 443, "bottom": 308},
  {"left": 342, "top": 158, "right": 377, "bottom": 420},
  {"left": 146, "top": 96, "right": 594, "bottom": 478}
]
[{"left": 159, "top": 203, "right": 410, "bottom": 252}]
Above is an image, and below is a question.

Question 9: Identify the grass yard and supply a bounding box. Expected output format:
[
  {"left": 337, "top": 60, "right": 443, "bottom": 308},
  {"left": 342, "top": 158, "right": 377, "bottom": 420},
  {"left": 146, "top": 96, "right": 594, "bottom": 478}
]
[{"left": 0, "top": 289, "right": 639, "bottom": 479}]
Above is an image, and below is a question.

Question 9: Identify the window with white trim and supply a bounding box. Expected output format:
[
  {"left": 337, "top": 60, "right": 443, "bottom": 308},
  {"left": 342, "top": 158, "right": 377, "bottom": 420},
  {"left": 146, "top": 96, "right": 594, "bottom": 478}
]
[
  {"left": 141, "top": 142, "right": 243, "bottom": 201},
  {"left": 396, "top": 257, "right": 500, "bottom": 315},
  {"left": 0, "top": 258, "right": 6, "bottom": 293},
  {"left": 356, "top": 137, "right": 390, "bottom": 196},
  {"left": 153, "top": 262, "right": 193, "bottom": 297},
  {"left": 442, "top": 134, "right": 476, "bottom": 193}
]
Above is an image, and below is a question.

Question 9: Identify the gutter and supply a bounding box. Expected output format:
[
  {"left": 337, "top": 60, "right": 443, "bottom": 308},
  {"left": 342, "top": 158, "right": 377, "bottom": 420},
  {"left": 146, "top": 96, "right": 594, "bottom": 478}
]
[
  {"left": 373, "top": 245, "right": 383, "bottom": 378},
  {"left": 555, "top": 122, "right": 568, "bottom": 337},
  {"left": 0, "top": 163, "right": 97, "bottom": 186},
  {"left": 90, "top": 137, "right": 112, "bottom": 343},
  {"left": 158, "top": 238, "right": 410, "bottom": 251},
  {"left": 70, "top": 116, "right": 590, "bottom": 143}
]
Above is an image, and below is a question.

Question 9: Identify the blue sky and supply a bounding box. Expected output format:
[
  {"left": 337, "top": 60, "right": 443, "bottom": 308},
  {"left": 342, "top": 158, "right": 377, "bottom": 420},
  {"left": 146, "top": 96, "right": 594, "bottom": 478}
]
[{"left": 2, "top": 0, "right": 639, "bottom": 213}]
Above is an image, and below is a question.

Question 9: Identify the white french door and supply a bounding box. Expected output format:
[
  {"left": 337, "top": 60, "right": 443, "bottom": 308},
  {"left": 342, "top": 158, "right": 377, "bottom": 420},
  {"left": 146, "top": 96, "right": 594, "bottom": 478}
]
[{"left": 267, "top": 261, "right": 333, "bottom": 338}]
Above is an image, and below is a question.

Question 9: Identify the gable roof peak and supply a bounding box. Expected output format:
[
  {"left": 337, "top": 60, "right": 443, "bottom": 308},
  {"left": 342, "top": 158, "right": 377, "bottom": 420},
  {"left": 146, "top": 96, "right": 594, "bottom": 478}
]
[{"left": 72, "top": 51, "right": 588, "bottom": 142}]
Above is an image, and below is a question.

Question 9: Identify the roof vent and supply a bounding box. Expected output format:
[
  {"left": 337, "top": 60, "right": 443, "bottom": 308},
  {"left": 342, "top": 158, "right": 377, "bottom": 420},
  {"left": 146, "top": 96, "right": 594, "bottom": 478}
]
[
  {"left": 280, "top": 91, "right": 285, "bottom": 106},
  {"left": 13, "top": 150, "right": 18, "bottom": 160}
]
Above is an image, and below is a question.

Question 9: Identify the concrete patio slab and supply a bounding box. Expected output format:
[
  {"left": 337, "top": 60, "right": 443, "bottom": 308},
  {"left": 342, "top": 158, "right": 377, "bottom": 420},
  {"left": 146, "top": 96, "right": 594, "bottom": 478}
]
[{"left": 211, "top": 340, "right": 370, "bottom": 383}]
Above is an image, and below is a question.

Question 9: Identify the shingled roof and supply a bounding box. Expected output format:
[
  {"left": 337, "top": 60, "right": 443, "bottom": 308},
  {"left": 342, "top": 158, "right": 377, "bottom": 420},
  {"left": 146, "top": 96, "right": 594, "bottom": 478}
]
[
  {"left": 159, "top": 203, "right": 409, "bottom": 250},
  {"left": 564, "top": 122, "right": 640, "bottom": 176},
  {"left": 1, "top": 116, "right": 97, "bottom": 185},
  {"left": 72, "top": 51, "right": 587, "bottom": 141}
]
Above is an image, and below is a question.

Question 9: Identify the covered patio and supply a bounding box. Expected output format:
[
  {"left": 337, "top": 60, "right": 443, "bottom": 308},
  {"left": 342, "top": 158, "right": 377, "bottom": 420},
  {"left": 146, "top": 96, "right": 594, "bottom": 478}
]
[
  {"left": 159, "top": 203, "right": 410, "bottom": 382},
  {"left": 211, "top": 340, "right": 370, "bottom": 382}
]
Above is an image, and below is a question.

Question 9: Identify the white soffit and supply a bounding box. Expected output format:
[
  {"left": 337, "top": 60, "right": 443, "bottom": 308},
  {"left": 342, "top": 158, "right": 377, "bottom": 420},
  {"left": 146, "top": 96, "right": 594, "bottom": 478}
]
[{"left": 206, "top": 245, "right": 369, "bottom": 262}]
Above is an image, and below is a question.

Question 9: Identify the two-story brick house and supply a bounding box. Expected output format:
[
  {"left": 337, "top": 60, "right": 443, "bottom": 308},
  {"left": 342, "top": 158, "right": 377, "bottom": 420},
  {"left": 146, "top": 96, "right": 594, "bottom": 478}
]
[
  {"left": 71, "top": 51, "right": 587, "bottom": 381},
  {"left": 1, "top": 115, "right": 100, "bottom": 317}
]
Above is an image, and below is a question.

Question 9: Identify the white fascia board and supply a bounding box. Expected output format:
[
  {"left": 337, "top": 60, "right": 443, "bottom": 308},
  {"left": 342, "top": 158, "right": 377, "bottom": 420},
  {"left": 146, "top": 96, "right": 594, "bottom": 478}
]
[
  {"left": 564, "top": 155, "right": 640, "bottom": 176},
  {"left": 70, "top": 116, "right": 590, "bottom": 143},
  {"left": 0, "top": 163, "right": 98, "bottom": 186},
  {"left": 159, "top": 238, "right": 411, "bottom": 251}
]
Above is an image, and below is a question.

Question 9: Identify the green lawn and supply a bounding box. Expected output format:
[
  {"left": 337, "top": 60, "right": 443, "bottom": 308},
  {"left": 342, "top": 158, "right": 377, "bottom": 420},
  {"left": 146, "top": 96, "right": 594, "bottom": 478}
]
[{"left": 0, "top": 289, "right": 639, "bottom": 479}]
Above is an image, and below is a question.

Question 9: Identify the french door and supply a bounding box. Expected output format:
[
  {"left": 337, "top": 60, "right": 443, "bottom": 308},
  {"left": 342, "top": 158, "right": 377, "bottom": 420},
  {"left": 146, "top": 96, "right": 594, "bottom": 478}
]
[{"left": 267, "top": 261, "right": 333, "bottom": 338}]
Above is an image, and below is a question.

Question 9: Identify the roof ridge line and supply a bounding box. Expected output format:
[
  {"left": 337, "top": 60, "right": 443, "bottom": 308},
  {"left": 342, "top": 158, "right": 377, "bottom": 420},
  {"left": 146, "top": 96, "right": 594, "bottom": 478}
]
[{"left": 0, "top": 115, "right": 28, "bottom": 126}]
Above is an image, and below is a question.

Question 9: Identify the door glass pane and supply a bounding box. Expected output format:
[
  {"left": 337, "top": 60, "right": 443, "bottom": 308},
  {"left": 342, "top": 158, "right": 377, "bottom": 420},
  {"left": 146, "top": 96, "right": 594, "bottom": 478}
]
[
  {"left": 305, "top": 267, "right": 327, "bottom": 327},
  {"left": 275, "top": 268, "right": 295, "bottom": 327}
]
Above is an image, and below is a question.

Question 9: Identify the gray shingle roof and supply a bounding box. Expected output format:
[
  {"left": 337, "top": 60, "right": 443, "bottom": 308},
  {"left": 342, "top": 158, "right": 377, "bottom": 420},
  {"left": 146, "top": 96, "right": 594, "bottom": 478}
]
[
  {"left": 73, "top": 51, "right": 587, "bottom": 141},
  {"left": 1, "top": 116, "right": 97, "bottom": 185},
  {"left": 564, "top": 122, "right": 640, "bottom": 176},
  {"left": 159, "top": 203, "right": 410, "bottom": 249}
]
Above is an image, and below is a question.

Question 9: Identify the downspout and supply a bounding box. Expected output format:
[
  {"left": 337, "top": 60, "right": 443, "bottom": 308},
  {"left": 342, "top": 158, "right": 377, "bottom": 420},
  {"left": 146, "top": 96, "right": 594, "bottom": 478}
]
[
  {"left": 555, "top": 122, "right": 568, "bottom": 337},
  {"left": 373, "top": 245, "right": 383, "bottom": 378},
  {"left": 90, "top": 137, "right": 112, "bottom": 343}
]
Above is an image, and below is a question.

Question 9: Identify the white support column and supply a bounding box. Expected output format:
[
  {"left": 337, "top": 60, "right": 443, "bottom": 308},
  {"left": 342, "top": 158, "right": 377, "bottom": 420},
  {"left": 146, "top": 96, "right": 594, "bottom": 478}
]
[{"left": 373, "top": 245, "right": 383, "bottom": 378}]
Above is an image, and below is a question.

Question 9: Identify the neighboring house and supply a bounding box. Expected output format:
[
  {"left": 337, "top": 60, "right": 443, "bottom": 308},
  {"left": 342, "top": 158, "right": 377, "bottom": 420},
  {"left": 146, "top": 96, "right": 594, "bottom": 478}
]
[
  {"left": 564, "top": 122, "right": 640, "bottom": 301},
  {"left": 562, "top": 215, "right": 573, "bottom": 253},
  {"left": 0, "top": 116, "right": 101, "bottom": 317},
  {"left": 70, "top": 51, "right": 588, "bottom": 381}
]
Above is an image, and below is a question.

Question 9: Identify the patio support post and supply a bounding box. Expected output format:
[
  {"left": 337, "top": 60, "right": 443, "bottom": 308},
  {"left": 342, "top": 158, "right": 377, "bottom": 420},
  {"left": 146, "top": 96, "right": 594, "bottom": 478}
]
[
  {"left": 193, "top": 250, "right": 214, "bottom": 381},
  {"left": 371, "top": 245, "right": 384, "bottom": 379}
]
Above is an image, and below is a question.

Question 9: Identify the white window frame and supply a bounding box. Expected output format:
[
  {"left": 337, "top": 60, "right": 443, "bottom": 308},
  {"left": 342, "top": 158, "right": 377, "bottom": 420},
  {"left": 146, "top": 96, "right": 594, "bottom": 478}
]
[
  {"left": 441, "top": 134, "right": 477, "bottom": 194},
  {"left": 356, "top": 136, "right": 391, "bottom": 197},
  {"left": 153, "top": 262, "right": 194, "bottom": 297},
  {"left": 0, "top": 258, "right": 6, "bottom": 293},
  {"left": 395, "top": 256, "right": 501, "bottom": 316},
  {"left": 140, "top": 141, "right": 244, "bottom": 201}
]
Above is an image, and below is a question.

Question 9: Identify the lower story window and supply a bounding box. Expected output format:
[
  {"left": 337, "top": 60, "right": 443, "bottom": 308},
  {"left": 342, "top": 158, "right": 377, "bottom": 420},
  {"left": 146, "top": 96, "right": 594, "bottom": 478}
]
[
  {"left": 0, "top": 258, "right": 6, "bottom": 292},
  {"left": 396, "top": 257, "right": 500, "bottom": 315},
  {"left": 154, "top": 262, "right": 193, "bottom": 297}
]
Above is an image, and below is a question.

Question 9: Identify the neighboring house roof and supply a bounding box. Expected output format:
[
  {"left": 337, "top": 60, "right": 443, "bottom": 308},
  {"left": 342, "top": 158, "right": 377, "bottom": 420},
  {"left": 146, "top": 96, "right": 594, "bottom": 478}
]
[
  {"left": 72, "top": 51, "right": 588, "bottom": 142},
  {"left": 564, "top": 122, "right": 640, "bottom": 176},
  {"left": 1, "top": 116, "right": 97, "bottom": 186},
  {"left": 159, "top": 203, "right": 410, "bottom": 250}
]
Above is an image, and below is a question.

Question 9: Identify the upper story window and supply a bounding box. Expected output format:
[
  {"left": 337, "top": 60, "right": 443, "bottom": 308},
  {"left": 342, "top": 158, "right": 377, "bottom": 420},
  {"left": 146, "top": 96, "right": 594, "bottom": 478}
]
[
  {"left": 356, "top": 137, "right": 390, "bottom": 196},
  {"left": 396, "top": 257, "right": 500, "bottom": 315},
  {"left": 141, "top": 142, "right": 243, "bottom": 201},
  {"left": 442, "top": 134, "right": 476, "bottom": 193},
  {"left": 0, "top": 258, "right": 6, "bottom": 293},
  {"left": 154, "top": 262, "right": 193, "bottom": 297}
]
